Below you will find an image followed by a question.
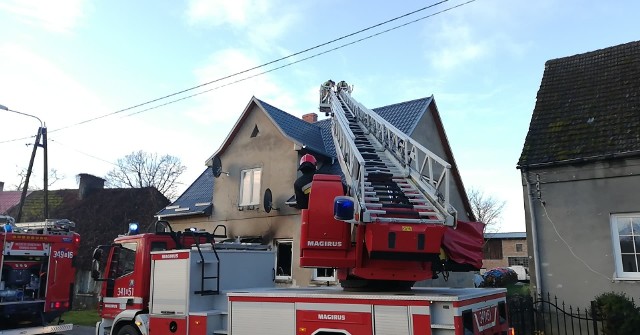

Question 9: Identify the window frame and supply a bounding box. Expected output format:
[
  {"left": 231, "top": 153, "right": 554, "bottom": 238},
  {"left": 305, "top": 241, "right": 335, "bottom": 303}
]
[
  {"left": 313, "top": 268, "right": 336, "bottom": 282},
  {"left": 275, "top": 239, "right": 293, "bottom": 281},
  {"left": 515, "top": 243, "right": 523, "bottom": 252},
  {"left": 239, "top": 167, "right": 262, "bottom": 206},
  {"left": 610, "top": 213, "right": 640, "bottom": 280},
  {"left": 115, "top": 242, "right": 137, "bottom": 278}
]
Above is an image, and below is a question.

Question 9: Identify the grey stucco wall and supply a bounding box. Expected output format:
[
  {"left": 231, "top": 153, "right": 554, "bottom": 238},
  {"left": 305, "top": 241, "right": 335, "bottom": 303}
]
[
  {"left": 410, "top": 104, "right": 471, "bottom": 221},
  {"left": 521, "top": 157, "right": 640, "bottom": 308}
]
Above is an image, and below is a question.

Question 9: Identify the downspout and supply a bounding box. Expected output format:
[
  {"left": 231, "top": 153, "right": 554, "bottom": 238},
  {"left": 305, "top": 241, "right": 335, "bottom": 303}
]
[{"left": 524, "top": 170, "right": 542, "bottom": 297}]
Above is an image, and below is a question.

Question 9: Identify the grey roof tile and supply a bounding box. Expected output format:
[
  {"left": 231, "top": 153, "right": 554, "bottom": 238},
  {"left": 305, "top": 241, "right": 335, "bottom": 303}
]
[
  {"left": 257, "top": 99, "right": 328, "bottom": 156},
  {"left": 373, "top": 97, "right": 432, "bottom": 134},
  {"left": 156, "top": 168, "right": 214, "bottom": 218}
]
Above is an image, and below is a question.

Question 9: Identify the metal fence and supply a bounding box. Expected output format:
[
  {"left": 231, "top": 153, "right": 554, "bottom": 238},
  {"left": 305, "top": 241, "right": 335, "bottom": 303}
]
[{"left": 508, "top": 293, "right": 604, "bottom": 335}]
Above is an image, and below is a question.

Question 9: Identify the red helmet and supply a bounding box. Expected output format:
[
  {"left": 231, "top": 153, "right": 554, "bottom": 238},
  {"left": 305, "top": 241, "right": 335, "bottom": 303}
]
[{"left": 299, "top": 154, "right": 317, "bottom": 170}]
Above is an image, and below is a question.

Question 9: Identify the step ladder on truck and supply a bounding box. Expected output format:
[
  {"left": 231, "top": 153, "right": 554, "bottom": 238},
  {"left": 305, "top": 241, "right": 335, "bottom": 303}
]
[
  {"left": 91, "top": 81, "right": 512, "bottom": 335},
  {"left": 0, "top": 215, "right": 80, "bottom": 335}
]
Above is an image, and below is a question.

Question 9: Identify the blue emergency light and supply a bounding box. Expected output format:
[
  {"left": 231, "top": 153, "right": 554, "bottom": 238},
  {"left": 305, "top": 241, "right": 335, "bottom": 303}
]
[
  {"left": 128, "top": 222, "right": 140, "bottom": 235},
  {"left": 334, "top": 196, "right": 355, "bottom": 221}
]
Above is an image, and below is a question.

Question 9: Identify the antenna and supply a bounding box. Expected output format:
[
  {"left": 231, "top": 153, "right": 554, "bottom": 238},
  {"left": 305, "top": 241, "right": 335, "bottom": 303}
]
[{"left": 211, "top": 155, "right": 229, "bottom": 178}]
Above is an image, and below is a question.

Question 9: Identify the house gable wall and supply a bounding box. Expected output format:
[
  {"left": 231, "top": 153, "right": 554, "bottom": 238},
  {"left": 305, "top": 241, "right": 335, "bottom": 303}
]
[
  {"left": 410, "top": 103, "right": 470, "bottom": 221},
  {"left": 171, "top": 104, "right": 313, "bottom": 286},
  {"left": 522, "top": 156, "right": 640, "bottom": 307}
]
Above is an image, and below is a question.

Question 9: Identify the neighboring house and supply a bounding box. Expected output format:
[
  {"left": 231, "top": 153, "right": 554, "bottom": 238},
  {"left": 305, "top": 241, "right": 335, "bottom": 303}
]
[
  {"left": 158, "top": 94, "right": 476, "bottom": 288},
  {"left": 7, "top": 173, "right": 169, "bottom": 308},
  {"left": 0, "top": 181, "right": 29, "bottom": 214},
  {"left": 482, "top": 232, "right": 528, "bottom": 270},
  {"left": 518, "top": 40, "right": 640, "bottom": 307}
]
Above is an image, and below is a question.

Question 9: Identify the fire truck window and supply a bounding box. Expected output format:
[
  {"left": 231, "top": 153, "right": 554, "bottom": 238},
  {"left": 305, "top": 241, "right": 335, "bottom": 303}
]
[
  {"left": 115, "top": 243, "right": 137, "bottom": 277},
  {"left": 150, "top": 242, "right": 168, "bottom": 252}
]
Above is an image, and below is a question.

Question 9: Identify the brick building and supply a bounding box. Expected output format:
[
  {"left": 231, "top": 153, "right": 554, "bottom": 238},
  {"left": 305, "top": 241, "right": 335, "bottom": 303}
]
[{"left": 482, "top": 232, "right": 528, "bottom": 270}]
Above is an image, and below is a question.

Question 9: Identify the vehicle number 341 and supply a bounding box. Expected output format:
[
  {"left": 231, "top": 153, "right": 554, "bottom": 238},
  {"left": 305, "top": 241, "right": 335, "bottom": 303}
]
[{"left": 117, "top": 287, "right": 134, "bottom": 296}]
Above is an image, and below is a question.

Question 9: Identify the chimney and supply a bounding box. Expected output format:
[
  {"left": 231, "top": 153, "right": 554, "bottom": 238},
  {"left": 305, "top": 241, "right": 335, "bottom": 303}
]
[
  {"left": 302, "top": 113, "right": 318, "bottom": 123},
  {"left": 78, "top": 173, "right": 105, "bottom": 200},
  {"left": 0, "top": 181, "right": 4, "bottom": 192}
]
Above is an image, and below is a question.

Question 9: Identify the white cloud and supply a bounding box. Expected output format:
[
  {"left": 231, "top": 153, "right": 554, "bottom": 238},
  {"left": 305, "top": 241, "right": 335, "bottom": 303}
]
[
  {"left": 0, "top": 0, "right": 86, "bottom": 33},
  {"left": 185, "top": 0, "right": 299, "bottom": 47},
  {"left": 427, "top": 23, "right": 488, "bottom": 71},
  {"left": 186, "top": 0, "right": 273, "bottom": 27}
]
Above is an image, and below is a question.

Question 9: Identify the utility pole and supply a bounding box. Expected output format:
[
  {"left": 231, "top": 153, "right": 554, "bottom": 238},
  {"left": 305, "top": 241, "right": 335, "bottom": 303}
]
[{"left": 0, "top": 104, "right": 47, "bottom": 221}]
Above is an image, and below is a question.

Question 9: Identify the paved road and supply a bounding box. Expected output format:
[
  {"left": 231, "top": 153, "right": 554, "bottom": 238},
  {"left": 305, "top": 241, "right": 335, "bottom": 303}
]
[{"left": 65, "top": 325, "right": 95, "bottom": 335}]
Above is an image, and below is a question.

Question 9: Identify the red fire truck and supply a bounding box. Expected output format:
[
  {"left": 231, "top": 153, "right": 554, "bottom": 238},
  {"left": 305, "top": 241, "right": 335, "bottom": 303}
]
[
  {"left": 92, "top": 82, "right": 512, "bottom": 335},
  {"left": 0, "top": 215, "right": 80, "bottom": 335}
]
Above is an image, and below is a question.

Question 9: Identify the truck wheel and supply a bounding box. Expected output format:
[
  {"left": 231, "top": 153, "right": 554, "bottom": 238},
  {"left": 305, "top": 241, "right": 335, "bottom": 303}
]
[{"left": 117, "top": 325, "right": 140, "bottom": 335}]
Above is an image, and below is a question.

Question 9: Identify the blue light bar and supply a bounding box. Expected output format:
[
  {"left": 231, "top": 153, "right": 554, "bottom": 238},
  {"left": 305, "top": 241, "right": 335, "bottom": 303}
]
[
  {"left": 334, "top": 196, "right": 355, "bottom": 221},
  {"left": 128, "top": 222, "right": 140, "bottom": 235}
]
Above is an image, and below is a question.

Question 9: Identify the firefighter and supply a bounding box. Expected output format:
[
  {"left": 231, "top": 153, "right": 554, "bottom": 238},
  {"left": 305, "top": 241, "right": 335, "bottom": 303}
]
[{"left": 294, "top": 154, "right": 317, "bottom": 209}]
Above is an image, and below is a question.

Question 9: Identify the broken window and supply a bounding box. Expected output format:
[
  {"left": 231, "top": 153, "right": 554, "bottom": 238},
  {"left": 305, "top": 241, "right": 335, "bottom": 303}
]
[
  {"left": 313, "top": 268, "right": 336, "bottom": 281},
  {"left": 275, "top": 240, "right": 292, "bottom": 280}
]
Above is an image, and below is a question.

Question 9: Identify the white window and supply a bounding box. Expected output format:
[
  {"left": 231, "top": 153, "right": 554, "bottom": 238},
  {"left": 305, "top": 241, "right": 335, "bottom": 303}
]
[
  {"left": 239, "top": 168, "right": 261, "bottom": 206},
  {"left": 611, "top": 213, "right": 640, "bottom": 279},
  {"left": 275, "top": 240, "right": 292, "bottom": 280},
  {"left": 313, "top": 268, "right": 336, "bottom": 282}
]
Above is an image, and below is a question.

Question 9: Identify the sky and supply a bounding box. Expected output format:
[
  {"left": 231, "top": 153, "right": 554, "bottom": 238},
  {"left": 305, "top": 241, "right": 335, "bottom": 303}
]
[{"left": 0, "top": 0, "right": 638, "bottom": 233}]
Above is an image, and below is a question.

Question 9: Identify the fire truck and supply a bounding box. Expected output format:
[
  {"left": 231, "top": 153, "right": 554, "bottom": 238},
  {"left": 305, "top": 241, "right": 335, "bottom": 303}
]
[
  {"left": 92, "top": 82, "right": 512, "bottom": 335},
  {"left": 0, "top": 215, "right": 80, "bottom": 335}
]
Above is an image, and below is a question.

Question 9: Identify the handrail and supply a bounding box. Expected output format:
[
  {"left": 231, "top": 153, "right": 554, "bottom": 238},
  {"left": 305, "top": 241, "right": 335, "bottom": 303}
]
[
  {"left": 334, "top": 88, "right": 456, "bottom": 225},
  {"left": 329, "top": 91, "right": 368, "bottom": 218}
]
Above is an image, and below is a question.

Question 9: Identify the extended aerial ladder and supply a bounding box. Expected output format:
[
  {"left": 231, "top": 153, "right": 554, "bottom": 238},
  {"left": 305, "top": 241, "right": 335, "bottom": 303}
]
[{"left": 300, "top": 81, "right": 482, "bottom": 289}]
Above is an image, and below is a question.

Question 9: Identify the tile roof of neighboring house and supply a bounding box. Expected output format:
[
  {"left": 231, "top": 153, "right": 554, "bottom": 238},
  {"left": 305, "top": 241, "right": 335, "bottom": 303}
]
[
  {"left": 484, "top": 232, "right": 526, "bottom": 239},
  {"left": 156, "top": 168, "right": 214, "bottom": 218},
  {"left": 518, "top": 40, "right": 640, "bottom": 168},
  {"left": 8, "top": 187, "right": 169, "bottom": 270},
  {"left": 372, "top": 97, "right": 433, "bottom": 134},
  {"left": 0, "top": 190, "right": 27, "bottom": 214}
]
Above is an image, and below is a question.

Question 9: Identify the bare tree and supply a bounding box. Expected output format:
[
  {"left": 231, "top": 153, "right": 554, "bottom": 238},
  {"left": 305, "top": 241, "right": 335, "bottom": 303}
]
[
  {"left": 105, "top": 151, "right": 186, "bottom": 200},
  {"left": 12, "top": 168, "right": 64, "bottom": 191},
  {"left": 468, "top": 187, "right": 506, "bottom": 231}
]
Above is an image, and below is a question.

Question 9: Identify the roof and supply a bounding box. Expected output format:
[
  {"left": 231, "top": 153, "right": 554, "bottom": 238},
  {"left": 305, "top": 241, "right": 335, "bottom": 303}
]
[
  {"left": 484, "top": 232, "right": 526, "bottom": 239},
  {"left": 257, "top": 99, "right": 328, "bottom": 156},
  {"left": 518, "top": 40, "right": 640, "bottom": 168},
  {"left": 156, "top": 168, "right": 214, "bottom": 218},
  {"left": 0, "top": 190, "right": 27, "bottom": 214},
  {"left": 372, "top": 97, "right": 432, "bottom": 134}
]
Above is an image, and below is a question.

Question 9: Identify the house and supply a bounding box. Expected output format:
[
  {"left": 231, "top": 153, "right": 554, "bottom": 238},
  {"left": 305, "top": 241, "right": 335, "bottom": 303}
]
[
  {"left": 482, "top": 232, "right": 528, "bottom": 270},
  {"left": 158, "top": 94, "right": 476, "bottom": 287},
  {"left": 518, "top": 40, "right": 640, "bottom": 307},
  {"left": 7, "top": 173, "right": 169, "bottom": 308}
]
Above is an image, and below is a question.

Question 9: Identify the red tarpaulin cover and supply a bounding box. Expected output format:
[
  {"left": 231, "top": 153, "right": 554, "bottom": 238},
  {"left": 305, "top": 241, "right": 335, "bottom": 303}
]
[{"left": 442, "top": 220, "right": 485, "bottom": 269}]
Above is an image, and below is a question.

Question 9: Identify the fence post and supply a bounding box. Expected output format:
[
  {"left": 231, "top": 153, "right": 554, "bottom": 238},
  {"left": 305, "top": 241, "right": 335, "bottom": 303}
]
[{"left": 590, "top": 300, "right": 599, "bottom": 335}]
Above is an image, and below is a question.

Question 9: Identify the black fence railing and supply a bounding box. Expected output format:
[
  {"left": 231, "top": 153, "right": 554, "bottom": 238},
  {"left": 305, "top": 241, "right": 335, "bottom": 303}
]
[{"left": 508, "top": 293, "right": 604, "bottom": 335}]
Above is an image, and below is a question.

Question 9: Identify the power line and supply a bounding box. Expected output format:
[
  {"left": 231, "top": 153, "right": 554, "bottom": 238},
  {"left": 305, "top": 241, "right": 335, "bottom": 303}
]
[
  {"left": 50, "top": 0, "right": 450, "bottom": 132},
  {"left": 125, "top": 0, "right": 477, "bottom": 118},
  {"left": 1, "top": 0, "right": 476, "bottom": 143}
]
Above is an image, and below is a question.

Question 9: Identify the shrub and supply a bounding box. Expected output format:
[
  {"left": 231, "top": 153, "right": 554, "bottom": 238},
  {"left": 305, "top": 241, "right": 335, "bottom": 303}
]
[{"left": 592, "top": 292, "right": 640, "bottom": 335}]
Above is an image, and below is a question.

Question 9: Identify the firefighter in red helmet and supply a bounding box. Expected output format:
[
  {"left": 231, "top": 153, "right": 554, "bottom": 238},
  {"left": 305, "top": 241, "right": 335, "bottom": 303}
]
[{"left": 294, "top": 154, "right": 317, "bottom": 209}]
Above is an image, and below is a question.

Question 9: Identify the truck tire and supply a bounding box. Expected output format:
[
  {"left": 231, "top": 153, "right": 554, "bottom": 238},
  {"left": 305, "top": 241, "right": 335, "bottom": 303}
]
[{"left": 117, "top": 324, "right": 140, "bottom": 335}]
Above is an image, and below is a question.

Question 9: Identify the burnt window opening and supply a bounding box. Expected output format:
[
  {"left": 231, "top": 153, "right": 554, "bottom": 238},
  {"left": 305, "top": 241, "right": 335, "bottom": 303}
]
[{"left": 275, "top": 240, "right": 292, "bottom": 280}]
